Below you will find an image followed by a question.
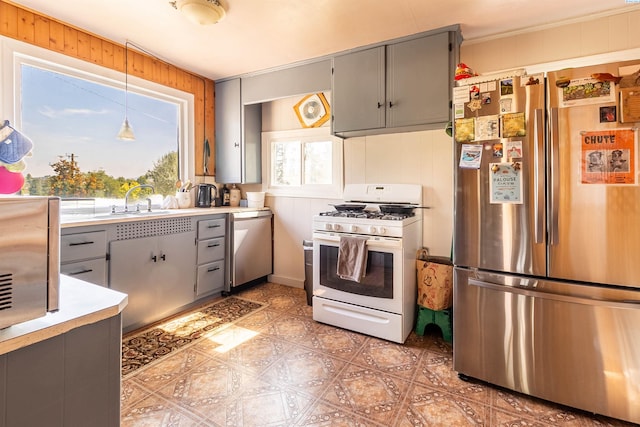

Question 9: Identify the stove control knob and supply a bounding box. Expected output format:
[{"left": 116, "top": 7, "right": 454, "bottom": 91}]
[
  {"left": 325, "top": 223, "right": 333, "bottom": 231},
  {"left": 350, "top": 225, "right": 358, "bottom": 232},
  {"left": 333, "top": 224, "right": 342, "bottom": 231},
  {"left": 378, "top": 227, "right": 387, "bottom": 235},
  {"left": 368, "top": 226, "right": 377, "bottom": 234}
]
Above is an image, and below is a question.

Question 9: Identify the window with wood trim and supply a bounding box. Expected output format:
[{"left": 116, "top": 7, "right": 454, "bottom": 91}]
[{"left": 1, "top": 37, "right": 194, "bottom": 212}]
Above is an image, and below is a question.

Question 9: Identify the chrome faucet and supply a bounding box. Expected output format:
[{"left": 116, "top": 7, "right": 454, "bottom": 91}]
[{"left": 124, "top": 184, "right": 155, "bottom": 212}]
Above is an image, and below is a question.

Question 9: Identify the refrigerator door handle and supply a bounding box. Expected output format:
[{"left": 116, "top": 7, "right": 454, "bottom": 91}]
[
  {"left": 468, "top": 278, "right": 640, "bottom": 309},
  {"left": 549, "top": 107, "right": 560, "bottom": 245},
  {"left": 533, "top": 108, "right": 544, "bottom": 244}
]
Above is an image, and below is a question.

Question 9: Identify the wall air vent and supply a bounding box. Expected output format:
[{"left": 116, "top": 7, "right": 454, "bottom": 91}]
[{"left": 0, "top": 273, "right": 14, "bottom": 311}]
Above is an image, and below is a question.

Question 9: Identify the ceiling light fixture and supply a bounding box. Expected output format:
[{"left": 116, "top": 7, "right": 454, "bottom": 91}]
[
  {"left": 117, "top": 41, "right": 135, "bottom": 141},
  {"left": 170, "top": 0, "right": 226, "bottom": 25}
]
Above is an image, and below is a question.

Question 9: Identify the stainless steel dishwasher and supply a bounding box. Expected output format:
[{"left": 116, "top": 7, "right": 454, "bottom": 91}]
[{"left": 228, "top": 210, "right": 273, "bottom": 291}]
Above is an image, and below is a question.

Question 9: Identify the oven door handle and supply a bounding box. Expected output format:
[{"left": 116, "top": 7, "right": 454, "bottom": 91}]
[{"left": 312, "top": 232, "right": 402, "bottom": 249}]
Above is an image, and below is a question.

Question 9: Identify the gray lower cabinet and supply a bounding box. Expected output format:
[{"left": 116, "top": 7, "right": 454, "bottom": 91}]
[
  {"left": 0, "top": 315, "right": 121, "bottom": 427},
  {"left": 109, "top": 230, "right": 196, "bottom": 331},
  {"left": 196, "top": 216, "right": 226, "bottom": 297},
  {"left": 60, "top": 228, "right": 107, "bottom": 286},
  {"left": 62, "top": 214, "right": 231, "bottom": 332},
  {"left": 215, "top": 78, "right": 262, "bottom": 184},
  {"left": 332, "top": 30, "right": 456, "bottom": 135}
]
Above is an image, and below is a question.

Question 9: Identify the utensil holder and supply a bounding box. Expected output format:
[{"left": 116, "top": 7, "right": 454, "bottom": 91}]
[{"left": 176, "top": 191, "right": 191, "bottom": 209}]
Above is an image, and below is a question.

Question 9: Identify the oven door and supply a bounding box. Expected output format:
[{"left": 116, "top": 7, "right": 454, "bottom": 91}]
[{"left": 312, "top": 231, "right": 404, "bottom": 313}]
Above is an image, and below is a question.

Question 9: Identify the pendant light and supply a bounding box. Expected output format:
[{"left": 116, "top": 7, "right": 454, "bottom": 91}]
[{"left": 117, "top": 42, "right": 135, "bottom": 141}]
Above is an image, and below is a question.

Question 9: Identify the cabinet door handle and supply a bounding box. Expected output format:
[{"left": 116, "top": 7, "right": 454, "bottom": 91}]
[
  {"left": 151, "top": 255, "right": 157, "bottom": 262},
  {"left": 234, "top": 142, "right": 240, "bottom": 147},
  {"left": 207, "top": 266, "right": 221, "bottom": 273},
  {"left": 207, "top": 224, "right": 221, "bottom": 229},
  {"left": 389, "top": 101, "right": 394, "bottom": 108},
  {"left": 160, "top": 254, "right": 166, "bottom": 261},
  {"left": 68, "top": 269, "right": 93, "bottom": 276},
  {"left": 377, "top": 102, "right": 383, "bottom": 109},
  {"left": 69, "top": 241, "right": 94, "bottom": 246},
  {"left": 207, "top": 243, "right": 220, "bottom": 248}
]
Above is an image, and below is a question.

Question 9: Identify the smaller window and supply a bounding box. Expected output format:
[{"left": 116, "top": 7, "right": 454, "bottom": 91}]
[{"left": 263, "top": 128, "right": 342, "bottom": 198}]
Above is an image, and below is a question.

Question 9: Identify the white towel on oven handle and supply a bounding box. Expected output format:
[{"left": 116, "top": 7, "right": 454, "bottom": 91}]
[{"left": 337, "top": 235, "right": 368, "bottom": 282}]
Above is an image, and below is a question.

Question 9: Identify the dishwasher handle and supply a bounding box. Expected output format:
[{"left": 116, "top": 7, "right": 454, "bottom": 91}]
[{"left": 232, "top": 210, "right": 272, "bottom": 220}]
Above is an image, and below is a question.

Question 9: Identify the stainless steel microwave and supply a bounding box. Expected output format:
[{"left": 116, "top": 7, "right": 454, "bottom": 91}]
[{"left": 0, "top": 196, "right": 60, "bottom": 328}]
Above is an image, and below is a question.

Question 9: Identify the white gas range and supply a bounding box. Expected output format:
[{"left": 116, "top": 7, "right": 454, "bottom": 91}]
[{"left": 312, "top": 184, "right": 423, "bottom": 343}]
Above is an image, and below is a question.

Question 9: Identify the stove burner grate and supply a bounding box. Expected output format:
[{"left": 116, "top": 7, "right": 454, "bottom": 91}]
[{"left": 318, "top": 210, "right": 415, "bottom": 220}]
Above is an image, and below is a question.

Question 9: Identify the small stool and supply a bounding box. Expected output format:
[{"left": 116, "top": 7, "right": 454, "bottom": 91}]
[{"left": 415, "top": 306, "right": 453, "bottom": 342}]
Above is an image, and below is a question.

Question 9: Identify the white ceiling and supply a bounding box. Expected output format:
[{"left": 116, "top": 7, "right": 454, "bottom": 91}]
[{"left": 9, "top": 0, "right": 639, "bottom": 80}]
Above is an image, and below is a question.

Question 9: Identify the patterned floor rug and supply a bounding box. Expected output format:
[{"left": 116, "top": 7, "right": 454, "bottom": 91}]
[{"left": 121, "top": 296, "right": 266, "bottom": 376}]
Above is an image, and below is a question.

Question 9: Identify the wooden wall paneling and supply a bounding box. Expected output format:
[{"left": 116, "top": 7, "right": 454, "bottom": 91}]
[
  {"left": 63, "top": 26, "right": 77, "bottom": 56},
  {"left": 17, "top": 8, "right": 34, "bottom": 43},
  {"left": 172, "top": 68, "right": 181, "bottom": 90},
  {"left": 176, "top": 69, "right": 188, "bottom": 92},
  {"left": 1, "top": 0, "right": 215, "bottom": 178},
  {"left": 187, "top": 73, "right": 196, "bottom": 92},
  {"left": 192, "top": 75, "right": 216, "bottom": 176},
  {"left": 33, "top": 15, "right": 48, "bottom": 47},
  {"left": 143, "top": 55, "right": 154, "bottom": 80},
  {"left": 130, "top": 50, "right": 144, "bottom": 80},
  {"left": 48, "top": 20, "right": 65, "bottom": 53},
  {"left": 102, "top": 41, "right": 114, "bottom": 69},
  {"left": 0, "top": 2, "right": 19, "bottom": 38},
  {"left": 76, "top": 31, "right": 90, "bottom": 60},
  {"left": 193, "top": 76, "right": 203, "bottom": 175},
  {"left": 184, "top": 73, "right": 191, "bottom": 89},
  {"left": 187, "top": 72, "right": 197, "bottom": 92},
  {"left": 90, "top": 35, "right": 102, "bottom": 64},
  {"left": 150, "top": 58, "right": 160, "bottom": 83},
  {"left": 159, "top": 62, "right": 170, "bottom": 87},
  {"left": 168, "top": 64, "right": 175, "bottom": 88},
  {"left": 113, "top": 45, "right": 124, "bottom": 73}
]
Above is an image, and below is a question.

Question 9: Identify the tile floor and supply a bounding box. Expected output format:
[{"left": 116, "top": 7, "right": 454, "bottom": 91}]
[{"left": 121, "top": 282, "right": 636, "bottom": 426}]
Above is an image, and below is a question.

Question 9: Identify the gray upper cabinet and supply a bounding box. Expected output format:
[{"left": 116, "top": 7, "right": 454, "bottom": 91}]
[
  {"left": 386, "top": 32, "right": 451, "bottom": 128},
  {"left": 215, "top": 79, "right": 241, "bottom": 183},
  {"left": 215, "top": 60, "right": 331, "bottom": 184},
  {"left": 332, "top": 46, "right": 386, "bottom": 133},
  {"left": 241, "top": 60, "right": 331, "bottom": 104},
  {"left": 332, "top": 30, "right": 458, "bottom": 136},
  {"left": 214, "top": 79, "right": 262, "bottom": 184}
]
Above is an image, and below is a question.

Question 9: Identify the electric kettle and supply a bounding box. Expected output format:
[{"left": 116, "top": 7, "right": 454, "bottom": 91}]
[{"left": 196, "top": 183, "right": 217, "bottom": 208}]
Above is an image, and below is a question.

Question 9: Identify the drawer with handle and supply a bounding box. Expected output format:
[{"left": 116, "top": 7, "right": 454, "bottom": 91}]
[
  {"left": 196, "top": 260, "right": 225, "bottom": 296},
  {"left": 60, "top": 230, "right": 107, "bottom": 263},
  {"left": 60, "top": 258, "right": 107, "bottom": 286},
  {"left": 197, "top": 237, "right": 225, "bottom": 264},
  {"left": 197, "top": 217, "right": 226, "bottom": 240}
]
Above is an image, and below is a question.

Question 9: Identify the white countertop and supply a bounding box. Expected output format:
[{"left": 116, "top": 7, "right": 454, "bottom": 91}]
[
  {"left": 61, "top": 206, "right": 271, "bottom": 228},
  {"left": 0, "top": 276, "right": 128, "bottom": 355}
]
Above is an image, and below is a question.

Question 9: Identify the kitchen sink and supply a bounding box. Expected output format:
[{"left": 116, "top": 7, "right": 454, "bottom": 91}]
[{"left": 93, "top": 210, "right": 172, "bottom": 219}]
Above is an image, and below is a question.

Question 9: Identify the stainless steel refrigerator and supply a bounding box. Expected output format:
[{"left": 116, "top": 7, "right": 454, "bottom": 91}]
[{"left": 453, "top": 61, "right": 640, "bottom": 424}]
